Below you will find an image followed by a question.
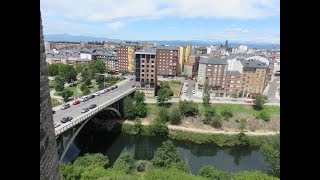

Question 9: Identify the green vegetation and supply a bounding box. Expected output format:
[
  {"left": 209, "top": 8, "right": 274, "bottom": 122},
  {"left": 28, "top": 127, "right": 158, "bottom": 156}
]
[
  {"left": 203, "top": 106, "right": 216, "bottom": 124},
  {"left": 152, "top": 140, "right": 181, "bottom": 168},
  {"left": 236, "top": 119, "right": 249, "bottom": 146},
  {"left": 233, "top": 171, "right": 278, "bottom": 180},
  {"left": 157, "top": 107, "right": 169, "bottom": 122},
  {"left": 202, "top": 81, "right": 210, "bottom": 107},
  {"left": 51, "top": 98, "right": 62, "bottom": 107},
  {"left": 123, "top": 93, "right": 147, "bottom": 119},
  {"left": 211, "top": 114, "right": 223, "bottom": 128},
  {"left": 179, "top": 100, "right": 199, "bottom": 117},
  {"left": 55, "top": 75, "right": 65, "bottom": 92},
  {"left": 253, "top": 95, "right": 268, "bottom": 111},
  {"left": 156, "top": 81, "right": 173, "bottom": 105},
  {"left": 147, "top": 119, "right": 169, "bottom": 136},
  {"left": 134, "top": 117, "right": 143, "bottom": 135},
  {"left": 60, "top": 151, "right": 278, "bottom": 180},
  {"left": 112, "top": 152, "right": 135, "bottom": 174},
  {"left": 255, "top": 110, "right": 271, "bottom": 122},
  {"left": 60, "top": 89, "right": 74, "bottom": 102},
  {"left": 168, "top": 81, "right": 183, "bottom": 97},
  {"left": 198, "top": 165, "right": 231, "bottom": 180},
  {"left": 221, "top": 107, "right": 233, "bottom": 120},
  {"left": 261, "top": 135, "right": 280, "bottom": 178},
  {"left": 89, "top": 60, "right": 106, "bottom": 75},
  {"left": 168, "top": 106, "right": 182, "bottom": 124}
]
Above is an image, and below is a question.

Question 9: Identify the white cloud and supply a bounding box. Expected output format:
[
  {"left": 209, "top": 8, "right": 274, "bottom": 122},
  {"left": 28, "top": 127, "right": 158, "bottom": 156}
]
[
  {"left": 41, "top": 0, "right": 279, "bottom": 22},
  {"left": 224, "top": 27, "right": 250, "bottom": 34},
  {"left": 106, "top": 21, "right": 126, "bottom": 30}
]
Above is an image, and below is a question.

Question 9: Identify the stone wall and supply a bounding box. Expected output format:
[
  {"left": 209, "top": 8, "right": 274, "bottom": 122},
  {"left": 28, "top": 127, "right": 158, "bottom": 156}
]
[{"left": 40, "top": 11, "right": 61, "bottom": 180}]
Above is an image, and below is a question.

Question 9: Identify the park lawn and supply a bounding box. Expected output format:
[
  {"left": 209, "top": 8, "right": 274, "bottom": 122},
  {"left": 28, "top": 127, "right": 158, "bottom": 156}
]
[
  {"left": 65, "top": 85, "right": 82, "bottom": 98},
  {"left": 146, "top": 103, "right": 280, "bottom": 117},
  {"left": 169, "top": 81, "right": 183, "bottom": 97}
]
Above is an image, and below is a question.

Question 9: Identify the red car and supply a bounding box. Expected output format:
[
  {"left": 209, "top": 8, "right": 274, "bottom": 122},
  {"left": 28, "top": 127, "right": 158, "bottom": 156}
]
[
  {"left": 106, "top": 88, "right": 110, "bottom": 92},
  {"left": 72, "top": 100, "right": 80, "bottom": 105}
]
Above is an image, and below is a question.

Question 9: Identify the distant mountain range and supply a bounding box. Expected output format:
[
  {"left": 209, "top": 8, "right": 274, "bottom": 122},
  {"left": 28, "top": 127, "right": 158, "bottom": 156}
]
[{"left": 44, "top": 34, "right": 280, "bottom": 49}]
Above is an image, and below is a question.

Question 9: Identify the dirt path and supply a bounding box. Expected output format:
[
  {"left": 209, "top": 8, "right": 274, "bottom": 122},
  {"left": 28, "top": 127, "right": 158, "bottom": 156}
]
[{"left": 123, "top": 120, "right": 279, "bottom": 136}]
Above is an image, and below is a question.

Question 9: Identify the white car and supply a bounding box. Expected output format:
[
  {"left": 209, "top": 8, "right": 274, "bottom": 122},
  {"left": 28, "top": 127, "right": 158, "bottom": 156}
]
[
  {"left": 93, "top": 92, "right": 100, "bottom": 96},
  {"left": 53, "top": 122, "right": 61, "bottom": 128},
  {"left": 100, "top": 89, "right": 106, "bottom": 94},
  {"left": 79, "top": 96, "right": 89, "bottom": 102}
]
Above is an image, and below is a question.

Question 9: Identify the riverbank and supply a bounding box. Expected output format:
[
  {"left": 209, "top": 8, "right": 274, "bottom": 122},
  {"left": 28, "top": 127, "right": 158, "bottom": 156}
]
[{"left": 120, "top": 121, "right": 279, "bottom": 147}]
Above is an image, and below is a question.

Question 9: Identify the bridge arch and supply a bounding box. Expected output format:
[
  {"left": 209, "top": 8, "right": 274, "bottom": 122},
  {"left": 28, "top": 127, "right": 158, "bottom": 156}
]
[{"left": 58, "top": 108, "right": 122, "bottom": 163}]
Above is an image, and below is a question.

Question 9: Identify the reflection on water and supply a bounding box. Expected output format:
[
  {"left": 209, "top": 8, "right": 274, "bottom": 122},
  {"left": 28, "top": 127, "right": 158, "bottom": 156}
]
[{"left": 63, "top": 122, "right": 268, "bottom": 174}]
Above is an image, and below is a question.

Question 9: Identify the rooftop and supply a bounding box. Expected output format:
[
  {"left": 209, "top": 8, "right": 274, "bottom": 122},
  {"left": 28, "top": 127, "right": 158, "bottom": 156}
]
[
  {"left": 199, "top": 56, "right": 228, "bottom": 65},
  {"left": 157, "top": 46, "right": 179, "bottom": 50},
  {"left": 135, "top": 48, "right": 157, "bottom": 55},
  {"left": 240, "top": 59, "right": 268, "bottom": 68}
]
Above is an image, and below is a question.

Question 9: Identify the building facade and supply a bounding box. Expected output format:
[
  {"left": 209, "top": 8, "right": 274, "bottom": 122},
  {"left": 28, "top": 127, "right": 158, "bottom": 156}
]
[
  {"left": 184, "top": 55, "right": 200, "bottom": 78},
  {"left": 135, "top": 48, "right": 157, "bottom": 97},
  {"left": 117, "top": 45, "right": 129, "bottom": 72},
  {"left": 225, "top": 71, "right": 242, "bottom": 96},
  {"left": 156, "top": 46, "right": 179, "bottom": 78}
]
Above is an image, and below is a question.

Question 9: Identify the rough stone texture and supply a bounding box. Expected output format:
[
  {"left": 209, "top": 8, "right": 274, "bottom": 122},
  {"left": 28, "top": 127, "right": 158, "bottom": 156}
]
[{"left": 40, "top": 11, "right": 61, "bottom": 180}]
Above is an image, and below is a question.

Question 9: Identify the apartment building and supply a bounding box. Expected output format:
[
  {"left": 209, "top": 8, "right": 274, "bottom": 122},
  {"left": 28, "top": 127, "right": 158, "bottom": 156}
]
[
  {"left": 156, "top": 46, "right": 179, "bottom": 78},
  {"left": 225, "top": 71, "right": 242, "bottom": 96},
  {"left": 184, "top": 54, "right": 200, "bottom": 78},
  {"left": 135, "top": 48, "right": 157, "bottom": 97},
  {"left": 178, "top": 45, "right": 192, "bottom": 73},
  {"left": 117, "top": 45, "right": 129, "bottom": 72},
  {"left": 92, "top": 52, "right": 118, "bottom": 71},
  {"left": 239, "top": 59, "right": 268, "bottom": 97}
]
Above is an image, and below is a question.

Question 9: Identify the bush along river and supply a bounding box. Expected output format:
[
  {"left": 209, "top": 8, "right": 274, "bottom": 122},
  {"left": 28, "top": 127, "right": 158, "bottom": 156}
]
[{"left": 62, "top": 121, "right": 269, "bottom": 174}]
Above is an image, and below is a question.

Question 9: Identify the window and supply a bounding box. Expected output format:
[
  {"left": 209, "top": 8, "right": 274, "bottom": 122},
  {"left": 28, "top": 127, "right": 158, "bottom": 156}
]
[
  {"left": 142, "top": 54, "right": 145, "bottom": 58},
  {"left": 151, "top": 65, "right": 154, "bottom": 68},
  {"left": 151, "top": 55, "right": 155, "bottom": 58},
  {"left": 142, "top": 65, "right": 144, "bottom": 67},
  {"left": 142, "top": 69, "right": 144, "bottom": 72},
  {"left": 151, "top": 60, "right": 154, "bottom": 63},
  {"left": 151, "top": 70, "right": 154, "bottom": 72},
  {"left": 151, "top": 74, "right": 154, "bottom": 77}
]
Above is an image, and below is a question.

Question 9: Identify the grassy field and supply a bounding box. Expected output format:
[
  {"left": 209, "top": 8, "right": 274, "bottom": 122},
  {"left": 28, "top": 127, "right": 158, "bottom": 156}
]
[
  {"left": 168, "top": 81, "right": 183, "bottom": 97},
  {"left": 51, "top": 98, "right": 62, "bottom": 107}
]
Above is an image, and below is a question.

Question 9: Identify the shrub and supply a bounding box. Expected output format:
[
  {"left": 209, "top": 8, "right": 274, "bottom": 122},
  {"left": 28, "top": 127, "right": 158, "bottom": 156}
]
[
  {"left": 233, "top": 171, "right": 279, "bottom": 180},
  {"left": 178, "top": 100, "right": 199, "bottom": 117},
  {"left": 221, "top": 107, "right": 233, "bottom": 120},
  {"left": 157, "top": 107, "right": 169, "bottom": 122},
  {"left": 256, "top": 110, "right": 271, "bottom": 122},
  {"left": 168, "top": 106, "right": 182, "bottom": 124},
  {"left": 253, "top": 95, "right": 268, "bottom": 110},
  {"left": 203, "top": 106, "right": 216, "bottom": 124},
  {"left": 112, "top": 152, "right": 135, "bottom": 174},
  {"left": 135, "top": 160, "right": 148, "bottom": 172},
  {"left": 211, "top": 114, "right": 222, "bottom": 128},
  {"left": 134, "top": 117, "right": 143, "bottom": 135},
  {"left": 198, "top": 165, "right": 231, "bottom": 180},
  {"left": 147, "top": 119, "right": 169, "bottom": 136}
]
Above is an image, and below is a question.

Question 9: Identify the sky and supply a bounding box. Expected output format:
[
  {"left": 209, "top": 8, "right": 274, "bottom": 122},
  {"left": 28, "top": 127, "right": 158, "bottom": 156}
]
[{"left": 40, "top": 0, "right": 280, "bottom": 44}]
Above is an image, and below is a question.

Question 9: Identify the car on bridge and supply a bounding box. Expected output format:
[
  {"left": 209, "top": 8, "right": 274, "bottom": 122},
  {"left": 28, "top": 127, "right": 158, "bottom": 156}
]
[
  {"left": 60, "top": 104, "right": 71, "bottom": 110},
  {"left": 88, "top": 94, "right": 95, "bottom": 99},
  {"left": 110, "top": 85, "right": 118, "bottom": 90},
  {"left": 100, "top": 89, "right": 106, "bottom": 94},
  {"left": 61, "top": 116, "right": 73, "bottom": 123},
  {"left": 81, "top": 108, "right": 90, "bottom": 113},
  {"left": 93, "top": 92, "right": 100, "bottom": 96},
  {"left": 89, "top": 104, "right": 97, "bottom": 109},
  {"left": 72, "top": 100, "right": 80, "bottom": 105},
  {"left": 53, "top": 122, "right": 61, "bottom": 128},
  {"left": 106, "top": 88, "right": 111, "bottom": 92},
  {"left": 79, "top": 96, "right": 89, "bottom": 102}
]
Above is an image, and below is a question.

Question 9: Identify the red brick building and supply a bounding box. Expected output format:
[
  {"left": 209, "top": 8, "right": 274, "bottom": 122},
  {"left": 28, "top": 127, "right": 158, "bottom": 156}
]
[{"left": 156, "top": 46, "right": 179, "bottom": 78}]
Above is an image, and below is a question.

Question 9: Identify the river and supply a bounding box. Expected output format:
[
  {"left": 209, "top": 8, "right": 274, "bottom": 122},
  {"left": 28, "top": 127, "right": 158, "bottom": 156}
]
[{"left": 62, "top": 123, "right": 269, "bottom": 174}]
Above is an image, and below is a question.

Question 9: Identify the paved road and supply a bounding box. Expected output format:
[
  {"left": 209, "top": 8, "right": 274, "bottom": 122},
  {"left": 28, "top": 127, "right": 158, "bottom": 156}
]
[{"left": 53, "top": 79, "right": 135, "bottom": 124}]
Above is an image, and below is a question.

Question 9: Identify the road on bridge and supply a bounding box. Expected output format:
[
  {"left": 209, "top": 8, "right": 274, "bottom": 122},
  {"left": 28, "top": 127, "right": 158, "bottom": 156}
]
[{"left": 53, "top": 79, "right": 135, "bottom": 125}]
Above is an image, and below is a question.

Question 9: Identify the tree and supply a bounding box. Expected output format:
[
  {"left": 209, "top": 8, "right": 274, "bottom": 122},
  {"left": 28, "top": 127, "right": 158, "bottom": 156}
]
[
  {"left": 112, "top": 152, "right": 135, "bottom": 174},
  {"left": 231, "top": 92, "right": 238, "bottom": 99},
  {"left": 60, "top": 89, "right": 73, "bottom": 102},
  {"left": 81, "top": 69, "right": 90, "bottom": 81},
  {"left": 135, "top": 102, "right": 147, "bottom": 117},
  {"left": 134, "top": 117, "right": 143, "bottom": 134},
  {"left": 89, "top": 60, "right": 106, "bottom": 74},
  {"left": 75, "top": 63, "right": 86, "bottom": 74},
  {"left": 135, "top": 160, "right": 148, "bottom": 172},
  {"left": 84, "top": 78, "right": 92, "bottom": 86},
  {"left": 198, "top": 165, "right": 231, "bottom": 180},
  {"left": 157, "top": 88, "right": 172, "bottom": 105},
  {"left": 203, "top": 106, "right": 216, "bottom": 124},
  {"left": 123, "top": 96, "right": 136, "bottom": 119},
  {"left": 60, "top": 163, "right": 82, "bottom": 180},
  {"left": 261, "top": 135, "right": 280, "bottom": 178},
  {"left": 55, "top": 75, "right": 65, "bottom": 92},
  {"left": 255, "top": 110, "right": 271, "bottom": 122},
  {"left": 80, "top": 166, "right": 108, "bottom": 180},
  {"left": 157, "top": 107, "right": 169, "bottom": 122},
  {"left": 58, "top": 64, "right": 77, "bottom": 83},
  {"left": 203, "top": 81, "right": 210, "bottom": 107},
  {"left": 253, "top": 95, "right": 268, "bottom": 110},
  {"left": 152, "top": 140, "right": 180, "bottom": 168},
  {"left": 178, "top": 100, "right": 199, "bottom": 117},
  {"left": 47, "top": 63, "right": 60, "bottom": 76},
  {"left": 160, "top": 81, "right": 171, "bottom": 89},
  {"left": 233, "top": 171, "right": 278, "bottom": 180},
  {"left": 237, "top": 119, "right": 249, "bottom": 146},
  {"left": 168, "top": 106, "right": 182, "bottom": 124},
  {"left": 133, "top": 91, "right": 145, "bottom": 104},
  {"left": 82, "top": 87, "right": 91, "bottom": 95},
  {"left": 95, "top": 75, "right": 105, "bottom": 88}
]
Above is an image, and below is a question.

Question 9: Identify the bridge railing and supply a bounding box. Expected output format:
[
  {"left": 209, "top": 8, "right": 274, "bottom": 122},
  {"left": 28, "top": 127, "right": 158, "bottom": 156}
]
[{"left": 55, "top": 87, "right": 136, "bottom": 136}]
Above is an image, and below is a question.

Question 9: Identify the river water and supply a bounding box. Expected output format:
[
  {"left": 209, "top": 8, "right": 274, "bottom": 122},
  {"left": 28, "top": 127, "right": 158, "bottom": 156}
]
[{"left": 63, "top": 124, "right": 269, "bottom": 174}]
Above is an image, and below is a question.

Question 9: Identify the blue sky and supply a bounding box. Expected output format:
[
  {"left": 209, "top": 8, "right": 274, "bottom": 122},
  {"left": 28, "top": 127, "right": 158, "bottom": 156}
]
[{"left": 41, "top": 0, "right": 279, "bottom": 44}]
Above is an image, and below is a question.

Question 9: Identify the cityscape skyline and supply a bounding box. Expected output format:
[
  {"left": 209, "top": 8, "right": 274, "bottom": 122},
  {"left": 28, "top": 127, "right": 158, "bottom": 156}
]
[{"left": 41, "top": 0, "right": 280, "bottom": 44}]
